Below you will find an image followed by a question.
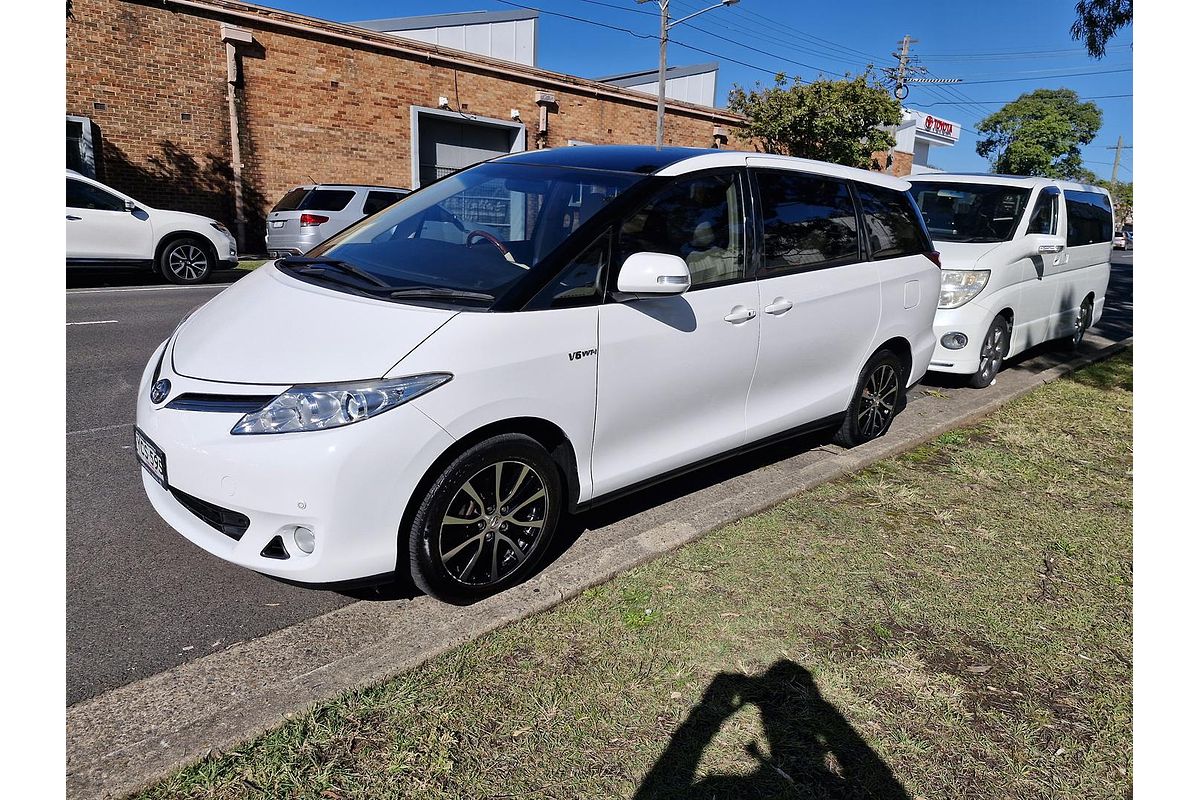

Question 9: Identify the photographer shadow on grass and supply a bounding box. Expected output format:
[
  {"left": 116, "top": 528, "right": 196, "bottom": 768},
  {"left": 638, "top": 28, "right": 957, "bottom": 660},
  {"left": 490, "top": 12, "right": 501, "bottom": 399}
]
[{"left": 634, "top": 660, "right": 911, "bottom": 800}]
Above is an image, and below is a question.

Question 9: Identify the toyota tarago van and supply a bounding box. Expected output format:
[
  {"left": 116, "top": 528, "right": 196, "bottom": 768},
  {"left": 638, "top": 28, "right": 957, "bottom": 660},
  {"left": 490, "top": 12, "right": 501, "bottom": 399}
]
[
  {"left": 136, "top": 146, "right": 940, "bottom": 603},
  {"left": 909, "top": 174, "right": 1112, "bottom": 387}
]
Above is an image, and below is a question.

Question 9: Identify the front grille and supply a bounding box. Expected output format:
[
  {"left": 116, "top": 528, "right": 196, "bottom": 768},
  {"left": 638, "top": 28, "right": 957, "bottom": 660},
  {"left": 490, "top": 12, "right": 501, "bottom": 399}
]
[
  {"left": 165, "top": 393, "right": 275, "bottom": 414},
  {"left": 170, "top": 488, "right": 250, "bottom": 540}
]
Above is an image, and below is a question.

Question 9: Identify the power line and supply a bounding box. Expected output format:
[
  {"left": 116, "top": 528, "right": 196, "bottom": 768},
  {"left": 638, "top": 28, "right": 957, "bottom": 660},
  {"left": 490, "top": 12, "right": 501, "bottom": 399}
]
[
  {"left": 958, "top": 67, "right": 1132, "bottom": 85},
  {"left": 923, "top": 93, "right": 1132, "bottom": 106}
]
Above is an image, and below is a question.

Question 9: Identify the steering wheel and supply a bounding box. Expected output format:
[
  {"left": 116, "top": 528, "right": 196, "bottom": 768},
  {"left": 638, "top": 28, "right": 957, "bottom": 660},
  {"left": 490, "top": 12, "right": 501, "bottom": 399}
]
[{"left": 465, "top": 230, "right": 528, "bottom": 269}]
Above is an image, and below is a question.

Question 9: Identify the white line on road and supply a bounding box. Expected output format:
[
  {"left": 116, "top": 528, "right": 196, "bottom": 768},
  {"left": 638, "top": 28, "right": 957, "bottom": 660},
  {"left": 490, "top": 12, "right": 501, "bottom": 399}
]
[
  {"left": 66, "top": 422, "right": 134, "bottom": 437},
  {"left": 67, "top": 320, "right": 119, "bottom": 326},
  {"left": 67, "top": 283, "right": 233, "bottom": 295}
]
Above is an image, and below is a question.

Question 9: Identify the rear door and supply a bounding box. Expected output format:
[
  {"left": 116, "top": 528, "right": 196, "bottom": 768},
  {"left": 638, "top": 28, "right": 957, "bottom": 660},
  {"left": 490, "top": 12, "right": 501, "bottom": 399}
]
[
  {"left": 745, "top": 167, "right": 880, "bottom": 440},
  {"left": 591, "top": 170, "right": 759, "bottom": 497}
]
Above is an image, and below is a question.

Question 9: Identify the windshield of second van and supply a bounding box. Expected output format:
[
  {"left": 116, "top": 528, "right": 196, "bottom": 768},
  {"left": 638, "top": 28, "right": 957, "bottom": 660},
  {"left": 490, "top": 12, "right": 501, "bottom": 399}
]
[
  {"left": 910, "top": 182, "right": 1031, "bottom": 243},
  {"left": 295, "top": 163, "right": 642, "bottom": 307}
]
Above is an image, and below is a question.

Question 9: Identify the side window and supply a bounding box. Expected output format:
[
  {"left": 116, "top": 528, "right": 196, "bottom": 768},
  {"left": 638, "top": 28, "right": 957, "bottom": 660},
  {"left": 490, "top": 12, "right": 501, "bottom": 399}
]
[
  {"left": 1065, "top": 190, "right": 1113, "bottom": 246},
  {"left": 299, "top": 189, "right": 356, "bottom": 212},
  {"left": 528, "top": 233, "right": 609, "bottom": 309},
  {"left": 617, "top": 172, "right": 746, "bottom": 289},
  {"left": 67, "top": 178, "right": 125, "bottom": 211},
  {"left": 756, "top": 170, "right": 859, "bottom": 274},
  {"left": 362, "top": 191, "right": 404, "bottom": 216},
  {"left": 1026, "top": 189, "right": 1060, "bottom": 236},
  {"left": 856, "top": 184, "right": 927, "bottom": 259}
]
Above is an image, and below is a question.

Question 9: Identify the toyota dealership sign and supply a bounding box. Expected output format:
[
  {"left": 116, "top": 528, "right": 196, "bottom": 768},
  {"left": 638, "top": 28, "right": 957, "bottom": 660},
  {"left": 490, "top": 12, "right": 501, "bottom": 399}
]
[{"left": 922, "top": 114, "right": 960, "bottom": 142}]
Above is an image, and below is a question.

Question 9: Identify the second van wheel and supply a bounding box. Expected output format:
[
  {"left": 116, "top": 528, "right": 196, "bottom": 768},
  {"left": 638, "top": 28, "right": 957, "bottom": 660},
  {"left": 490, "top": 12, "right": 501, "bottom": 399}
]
[
  {"left": 1068, "top": 297, "right": 1094, "bottom": 350},
  {"left": 968, "top": 315, "right": 1011, "bottom": 389}
]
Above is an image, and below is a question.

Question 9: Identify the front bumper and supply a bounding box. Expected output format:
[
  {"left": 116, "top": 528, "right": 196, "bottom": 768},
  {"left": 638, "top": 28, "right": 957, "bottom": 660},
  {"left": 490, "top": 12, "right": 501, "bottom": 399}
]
[
  {"left": 134, "top": 341, "right": 455, "bottom": 583},
  {"left": 926, "top": 301, "right": 996, "bottom": 375}
]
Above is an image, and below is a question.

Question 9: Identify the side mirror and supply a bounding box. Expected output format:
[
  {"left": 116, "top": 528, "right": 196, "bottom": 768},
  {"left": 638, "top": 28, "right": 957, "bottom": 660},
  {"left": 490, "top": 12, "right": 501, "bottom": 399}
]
[
  {"left": 616, "top": 252, "right": 691, "bottom": 296},
  {"left": 1027, "top": 233, "right": 1064, "bottom": 256},
  {"left": 124, "top": 199, "right": 137, "bottom": 212}
]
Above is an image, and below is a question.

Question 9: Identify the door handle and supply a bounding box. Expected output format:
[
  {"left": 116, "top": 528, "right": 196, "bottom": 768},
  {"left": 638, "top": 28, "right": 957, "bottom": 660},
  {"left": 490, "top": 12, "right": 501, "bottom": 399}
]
[
  {"left": 723, "top": 306, "right": 756, "bottom": 324},
  {"left": 764, "top": 298, "right": 793, "bottom": 315},
  {"left": 66, "top": 215, "right": 82, "bottom": 221}
]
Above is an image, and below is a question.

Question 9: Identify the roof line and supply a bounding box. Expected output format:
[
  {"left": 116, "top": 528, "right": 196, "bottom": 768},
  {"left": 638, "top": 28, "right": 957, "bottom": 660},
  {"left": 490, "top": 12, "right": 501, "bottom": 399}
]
[
  {"left": 596, "top": 61, "right": 720, "bottom": 84},
  {"left": 350, "top": 9, "right": 538, "bottom": 33}
]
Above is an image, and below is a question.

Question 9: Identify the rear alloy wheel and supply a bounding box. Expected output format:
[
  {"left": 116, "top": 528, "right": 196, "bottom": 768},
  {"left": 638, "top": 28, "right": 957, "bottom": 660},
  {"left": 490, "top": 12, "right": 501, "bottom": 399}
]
[
  {"left": 160, "top": 237, "right": 213, "bottom": 285},
  {"left": 1068, "top": 297, "right": 1094, "bottom": 350},
  {"left": 968, "top": 315, "right": 1010, "bottom": 389},
  {"left": 833, "top": 350, "right": 906, "bottom": 447},
  {"left": 408, "top": 434, "right": 562, "bottom": 604}
]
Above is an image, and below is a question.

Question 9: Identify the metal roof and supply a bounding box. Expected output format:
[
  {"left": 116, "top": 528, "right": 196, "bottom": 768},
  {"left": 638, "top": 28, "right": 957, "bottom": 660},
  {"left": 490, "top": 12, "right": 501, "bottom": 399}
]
[
  {"left": 497, "top": 145, "right": 714, "bottom": 174},
  {"left": 350, "top": 9, "right": 538, "bottom": 33},
  {"left": 596, "top": 62, "right": 720, "bottom": 87}
]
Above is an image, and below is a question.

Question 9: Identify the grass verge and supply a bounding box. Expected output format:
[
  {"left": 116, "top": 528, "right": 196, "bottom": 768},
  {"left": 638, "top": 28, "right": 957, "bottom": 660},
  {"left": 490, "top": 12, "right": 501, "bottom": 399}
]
[
  {"left": 235, "top": 260, "right": 268, "bottom": 271},
  {"left": 137, "top": 350, "right": 1132, "bottom": 800}
]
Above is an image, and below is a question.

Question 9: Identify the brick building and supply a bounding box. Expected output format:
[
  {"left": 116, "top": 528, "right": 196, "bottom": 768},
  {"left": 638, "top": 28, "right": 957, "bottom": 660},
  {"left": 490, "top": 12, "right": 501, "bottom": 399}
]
[{"left": 66, "top": 0, "right": 742, "bottom": 251}]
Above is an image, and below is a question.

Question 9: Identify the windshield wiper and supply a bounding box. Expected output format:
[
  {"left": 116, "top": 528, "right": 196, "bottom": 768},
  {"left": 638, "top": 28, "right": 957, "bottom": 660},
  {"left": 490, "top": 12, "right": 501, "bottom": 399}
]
[
  {"left": 389, "top": 287, "right": 494, "bottom": 303},
  {"left": 278, "top": 256, "right": 394, "bottom": 289}
]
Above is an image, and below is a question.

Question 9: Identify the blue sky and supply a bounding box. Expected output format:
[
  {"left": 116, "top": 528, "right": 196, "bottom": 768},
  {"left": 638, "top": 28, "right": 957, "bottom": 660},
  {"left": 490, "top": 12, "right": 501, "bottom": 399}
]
[{"left": 265, "top": 0, "right": 1133, "bottom": 177}]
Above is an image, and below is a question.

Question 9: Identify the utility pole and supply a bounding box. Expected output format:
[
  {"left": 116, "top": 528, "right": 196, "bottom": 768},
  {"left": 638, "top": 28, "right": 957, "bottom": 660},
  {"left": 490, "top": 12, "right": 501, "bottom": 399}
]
[
  {"left": 638, "top": 0, "right": 739, "bottom": 149},
  {"left": 1107, "top": 135, "right": 1126, "bottom": 184},
  {"left": 889, "top": 35, "right": 916, "bottom": 100}
]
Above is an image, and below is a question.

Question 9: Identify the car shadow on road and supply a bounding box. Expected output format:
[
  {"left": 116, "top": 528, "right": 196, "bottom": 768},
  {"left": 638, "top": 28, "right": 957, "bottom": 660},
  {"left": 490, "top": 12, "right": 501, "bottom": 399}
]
[
  {"left": 66, "top": 267, "right": 252, "bottom": 289},
  {"left": 634, "top": 660, "right": 911, "bottom": 800}
]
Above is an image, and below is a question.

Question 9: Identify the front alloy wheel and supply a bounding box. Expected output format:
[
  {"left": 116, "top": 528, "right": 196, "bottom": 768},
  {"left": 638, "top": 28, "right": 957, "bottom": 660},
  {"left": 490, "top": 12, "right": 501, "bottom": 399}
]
[
  {"left": 160, "top": 237, "right": 213, "bottom": 284},
  {"left": 408, "top": 434, "right": 562, "bottom": 604},
  {"left": 968, "top": 315, "right": 1010, "bottom": 388}
]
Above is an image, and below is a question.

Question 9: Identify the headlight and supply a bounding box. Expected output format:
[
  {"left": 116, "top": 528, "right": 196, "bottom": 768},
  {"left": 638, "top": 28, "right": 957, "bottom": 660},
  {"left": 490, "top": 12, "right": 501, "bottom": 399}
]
[
  {"left": 231, "top": 373, "right": 452, "bottom": 435},
  {"left": 938, "top": 270, "right": 991, "bottom": 309},
  {"left": 210, "top": 222, "right": 232, "bottom": 236}
]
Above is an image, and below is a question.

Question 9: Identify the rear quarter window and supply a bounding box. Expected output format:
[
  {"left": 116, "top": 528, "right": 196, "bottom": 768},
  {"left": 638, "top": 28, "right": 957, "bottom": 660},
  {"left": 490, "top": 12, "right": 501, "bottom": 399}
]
[
  {"left": 1065, "top": 190, "right": 1113, "bottom": 246},
  {"left": 363, "top": 191, "right": 406, "bottom": 216},
  {"left": 298, "top": 189, "right": 357, "bottom": 212},
  {"left": 856, "top": 184, "right": 928, "bottom": 259}
]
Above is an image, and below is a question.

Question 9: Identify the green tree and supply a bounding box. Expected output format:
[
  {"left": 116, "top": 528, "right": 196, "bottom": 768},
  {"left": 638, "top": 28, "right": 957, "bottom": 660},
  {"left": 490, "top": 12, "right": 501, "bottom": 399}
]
[
  {"left": 975, "top": 89, "right": 1102, "bottom": 179},
  {"left": 1101, "top": 179, "right": 1133, "bottom": 220},
  {"left": 727, "top": 72, "right": 901, "bottom": 170},
  {"left": 1071, "top": 0, "right": 1132, "bottom": 58}
]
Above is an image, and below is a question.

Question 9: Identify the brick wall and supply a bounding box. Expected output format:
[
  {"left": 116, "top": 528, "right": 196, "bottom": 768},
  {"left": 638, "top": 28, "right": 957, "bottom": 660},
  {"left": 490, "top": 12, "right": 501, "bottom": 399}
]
[{"left": 67, "top": 0, "right": 742, "bottom": 251}]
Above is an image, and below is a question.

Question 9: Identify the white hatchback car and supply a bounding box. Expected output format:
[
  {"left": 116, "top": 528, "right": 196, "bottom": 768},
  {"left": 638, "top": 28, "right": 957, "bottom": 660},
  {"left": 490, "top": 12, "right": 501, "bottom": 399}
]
[
  {"left": 67, "top": 170, "right": 238, "bottom": 283},
  {"left": 135, "top": 146, "right": 940, "bottom": 603}
]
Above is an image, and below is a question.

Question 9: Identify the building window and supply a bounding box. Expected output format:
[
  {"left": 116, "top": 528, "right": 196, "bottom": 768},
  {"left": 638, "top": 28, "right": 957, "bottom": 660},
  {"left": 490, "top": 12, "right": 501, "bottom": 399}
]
[{"left": 67, "top": 116, "right": 97, "bottom": 178}]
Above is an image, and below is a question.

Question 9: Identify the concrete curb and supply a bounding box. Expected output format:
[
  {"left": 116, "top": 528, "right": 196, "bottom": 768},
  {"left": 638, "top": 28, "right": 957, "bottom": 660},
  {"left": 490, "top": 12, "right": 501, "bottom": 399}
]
[{"left": 66, "top": 336, "right": 1131, "bottom": 799}]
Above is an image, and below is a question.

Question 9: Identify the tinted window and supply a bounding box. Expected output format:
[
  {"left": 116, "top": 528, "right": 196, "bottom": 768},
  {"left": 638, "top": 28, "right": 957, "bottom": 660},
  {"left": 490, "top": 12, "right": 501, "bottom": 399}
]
[
  {"left": 298, "top": 189, "right": 356, "bottom": 212},
  {"left": 1026, "top": 189, "right": 1060, "bottom": 236},
  {"left": 67, "top": 178, "right": 125, "bottom": 211},
  {"left": 1065, "top": 190, "right": 1113, "bottom": 246},
  {"left": 756, "top": 170, "right": 858, "bottom": 274},
  {"left": 910, "top": 181, "right": 1031, "bottom": 243},
  {"left": 528, "top": 233, "right": 609, "bottom": 309},
  {"left": 363, "top": 191, "right": 405, "bottom": 216},
  {"left": 857, "top": 184, "right": 926, "bottom": 259},
  {"left": 271, "top": 187, "right": 309, "bottom": 212},
  {"left": 618, "top": 172, "right": 746, "bottom": 289}
]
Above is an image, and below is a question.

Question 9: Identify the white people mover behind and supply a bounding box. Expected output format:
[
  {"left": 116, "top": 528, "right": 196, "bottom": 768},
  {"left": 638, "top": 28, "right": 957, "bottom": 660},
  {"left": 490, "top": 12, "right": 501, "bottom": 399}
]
[
  {"left": 67, "top": 170, "right": 238, "bottom": 284},
  {"left": 908, "top": 174, "right": 1112, "bottom": 387},
  {"left": 135, "top": 146, "right": 940, "bottom": 603}
]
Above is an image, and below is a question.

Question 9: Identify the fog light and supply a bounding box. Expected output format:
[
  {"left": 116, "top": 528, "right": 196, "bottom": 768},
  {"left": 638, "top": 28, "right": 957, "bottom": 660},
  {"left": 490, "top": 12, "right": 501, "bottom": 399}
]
[
  {"left": 941, "top": 332, "right": 969, "bottom": 350},
  {"left": 294, "top": 526, "right": 316, "bottom": 554}
]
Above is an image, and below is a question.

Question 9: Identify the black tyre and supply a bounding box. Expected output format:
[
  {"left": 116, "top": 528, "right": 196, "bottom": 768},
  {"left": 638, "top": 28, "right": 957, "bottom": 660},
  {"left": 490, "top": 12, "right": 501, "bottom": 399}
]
[
  {"left": 407, "top": 434, "right": 562, "bottom": 604},
  {"left": 968, "top": 314, "right": 1011, "bottom": 389},
  {"left": 1066, "top": 296, "right": 1094, "bottom": 350},
  {"left": 833, "top": 349, "right": 906, "bottom": 448},
  {"left": 159, "top": 236, "right": 214, "bottom": 284}
]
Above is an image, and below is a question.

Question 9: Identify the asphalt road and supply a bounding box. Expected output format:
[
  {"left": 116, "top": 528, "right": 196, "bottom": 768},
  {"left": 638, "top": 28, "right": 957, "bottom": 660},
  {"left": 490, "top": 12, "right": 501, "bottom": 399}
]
[{"left": 66, "top": 255, "right": 1133, "bottom": 706}]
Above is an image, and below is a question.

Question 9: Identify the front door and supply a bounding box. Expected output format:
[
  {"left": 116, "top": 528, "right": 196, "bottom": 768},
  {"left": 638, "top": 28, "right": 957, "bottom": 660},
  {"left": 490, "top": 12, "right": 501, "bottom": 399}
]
[
  {"left": 745, "top": 168, "right": 881, "bottom": 440},
  {"left": 66, "top": 177, "right": 152, "bottom": 261},
  {"left": 591, "top": 170, "right": 759, "bottom": 498}
]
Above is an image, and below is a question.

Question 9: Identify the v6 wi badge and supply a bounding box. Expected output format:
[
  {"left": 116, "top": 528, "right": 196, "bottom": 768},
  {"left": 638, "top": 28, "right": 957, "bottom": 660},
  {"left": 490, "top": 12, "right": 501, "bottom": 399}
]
[{"left": 568, "top": 348, "right": 597, "bottom": 362}]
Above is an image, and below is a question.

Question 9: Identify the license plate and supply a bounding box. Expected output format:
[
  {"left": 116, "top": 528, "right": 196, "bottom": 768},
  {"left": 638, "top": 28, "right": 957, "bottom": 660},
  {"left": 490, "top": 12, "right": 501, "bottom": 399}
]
[
  {"left": 135, "top": 427, "right": 168, "bottom": 489},
  {"left": 271, "top": 220, "right": 286, "bottom": 228}
]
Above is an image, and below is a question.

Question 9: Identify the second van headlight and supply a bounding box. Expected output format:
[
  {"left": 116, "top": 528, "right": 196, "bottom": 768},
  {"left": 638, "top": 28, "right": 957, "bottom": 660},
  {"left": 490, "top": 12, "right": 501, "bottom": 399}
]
[
  {"left": 938, "top": 270, "right": 990, "bottom": 309},
  {"left": 231, "top": 373, "right": 452, "bottom": 435}
]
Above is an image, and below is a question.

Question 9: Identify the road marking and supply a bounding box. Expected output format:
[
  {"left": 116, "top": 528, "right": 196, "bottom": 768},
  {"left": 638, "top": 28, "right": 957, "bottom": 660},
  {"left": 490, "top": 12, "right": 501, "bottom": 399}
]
[
  {"left": 67, "top": 319, "right": 119, "bottom": 326},
  {"left": 66, "top": 422, "right": 134, "bottom": 437},
  {"left": 67, "top": 283, "right": 234, "bottom": 295}
]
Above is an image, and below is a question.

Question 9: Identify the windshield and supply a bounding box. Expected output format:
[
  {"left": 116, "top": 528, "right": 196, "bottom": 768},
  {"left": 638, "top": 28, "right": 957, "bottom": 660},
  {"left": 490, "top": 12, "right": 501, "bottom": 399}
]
[
  {"left": 910, "top": 181, "right": 1032, "bottom": 243},
  {"left": 293, "top": 163, "right": 642, "bottom": 307}
]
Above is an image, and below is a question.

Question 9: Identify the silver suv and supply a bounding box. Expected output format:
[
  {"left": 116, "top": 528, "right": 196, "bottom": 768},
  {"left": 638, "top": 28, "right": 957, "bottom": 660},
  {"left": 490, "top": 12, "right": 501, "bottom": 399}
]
[{"left": 265, "top": 184, "right": 409, "bottom": 257}]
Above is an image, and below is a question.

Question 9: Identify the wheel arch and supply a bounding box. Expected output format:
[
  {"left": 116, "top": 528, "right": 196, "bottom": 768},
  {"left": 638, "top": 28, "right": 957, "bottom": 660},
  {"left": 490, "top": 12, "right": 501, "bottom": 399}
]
[
  {"left": 875, "top": 336, "right": 913, "bottom": 384},
  {"left": 396, "top": 416, "right": 583, "bottom": 564},
  {"left": 154, "top": 231, "right": 217, "bottom": 273}
]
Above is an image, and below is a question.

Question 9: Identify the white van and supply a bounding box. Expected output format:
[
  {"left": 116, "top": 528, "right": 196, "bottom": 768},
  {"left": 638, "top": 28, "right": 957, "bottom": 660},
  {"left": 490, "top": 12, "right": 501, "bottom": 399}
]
[
  {"left": 135, "top": 146, "right": 940, "bottom": 602},
  {"left": 908, "top": 174, "right": 1112, "bottom": 387}
]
